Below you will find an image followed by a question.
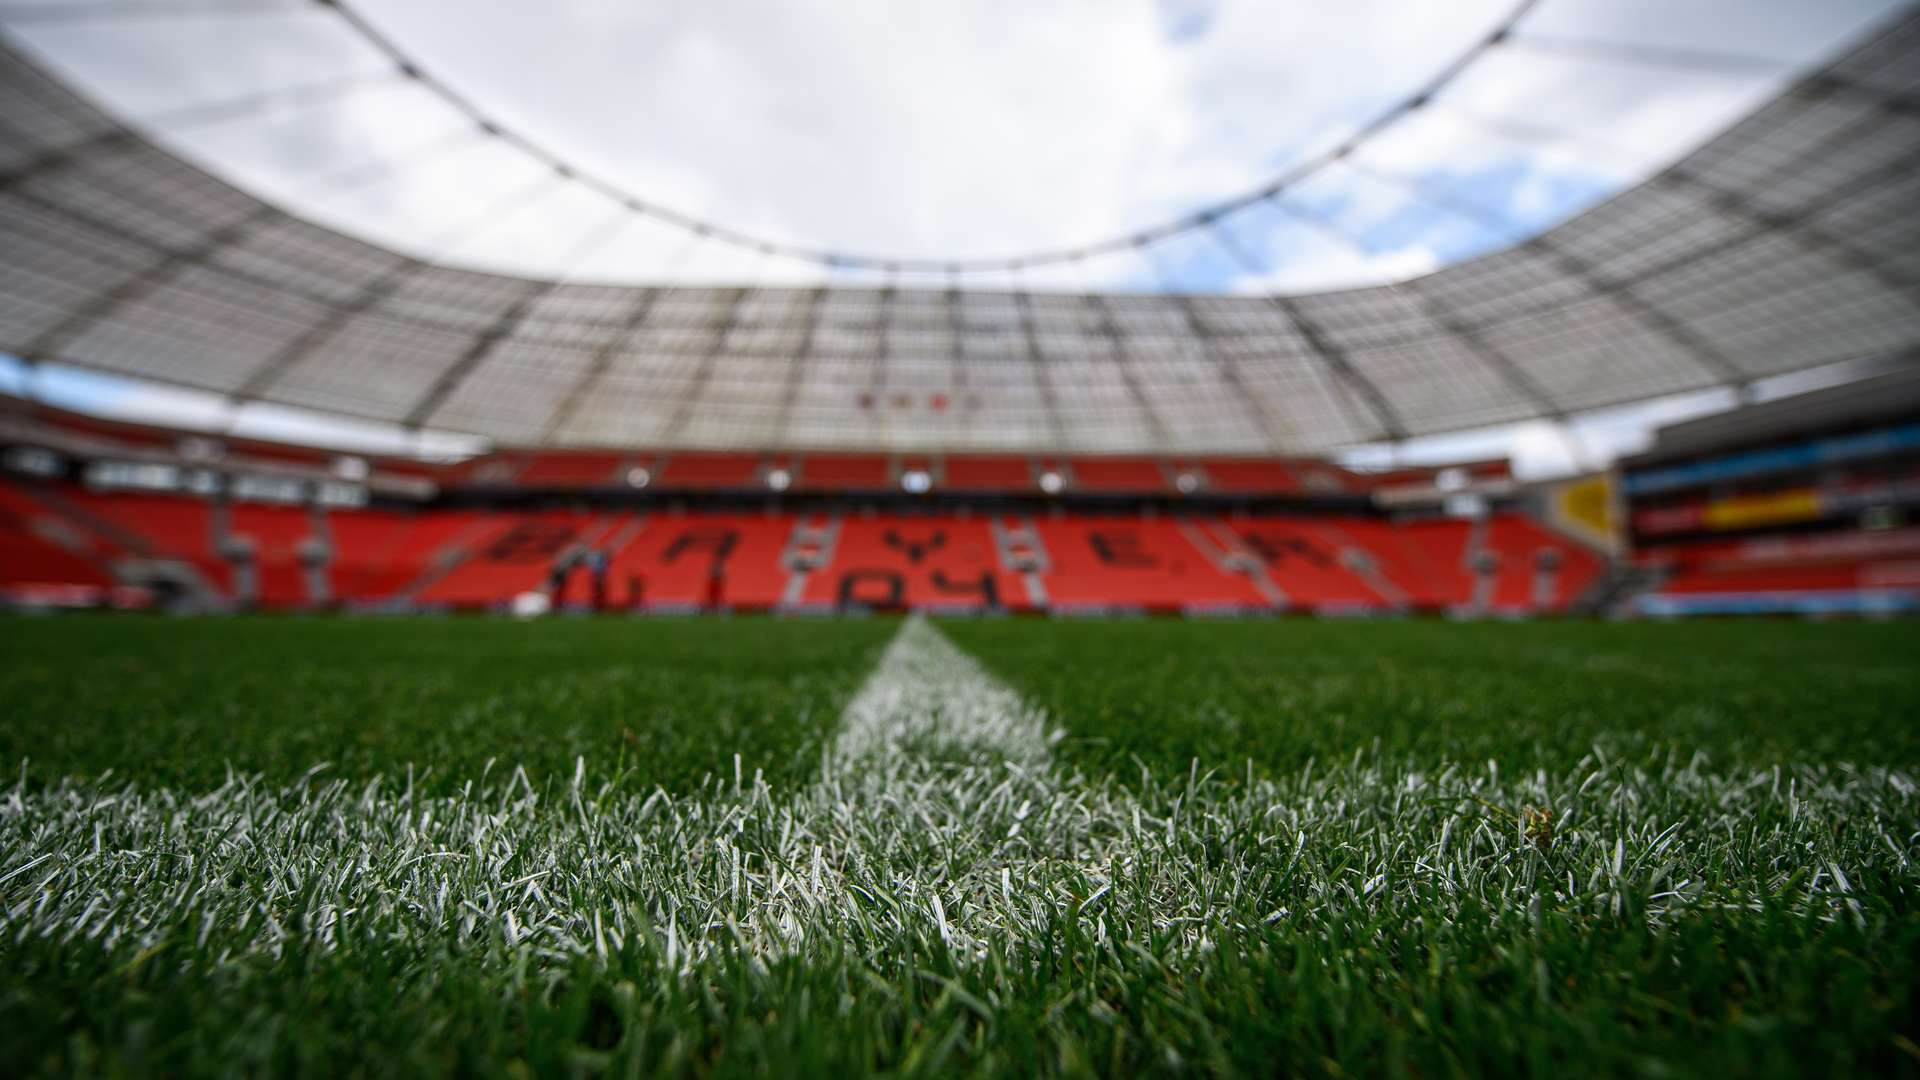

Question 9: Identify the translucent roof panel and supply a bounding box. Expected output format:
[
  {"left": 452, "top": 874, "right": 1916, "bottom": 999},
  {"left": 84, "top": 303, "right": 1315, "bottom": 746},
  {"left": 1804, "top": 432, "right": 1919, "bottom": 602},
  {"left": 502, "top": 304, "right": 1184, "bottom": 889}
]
[{"left": 1, "top": 15, "right": 1917, "bottom": 454}]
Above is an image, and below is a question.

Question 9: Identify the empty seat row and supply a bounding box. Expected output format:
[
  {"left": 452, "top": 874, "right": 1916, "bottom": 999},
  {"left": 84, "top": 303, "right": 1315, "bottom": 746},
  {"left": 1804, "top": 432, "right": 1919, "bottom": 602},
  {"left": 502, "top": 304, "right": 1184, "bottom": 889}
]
[
  {"left": 1, "top": 480, "right": 1603, "bottom": 615},
  {"left": 1637, "top": 556, "right": 1920, "bottom": 615}
]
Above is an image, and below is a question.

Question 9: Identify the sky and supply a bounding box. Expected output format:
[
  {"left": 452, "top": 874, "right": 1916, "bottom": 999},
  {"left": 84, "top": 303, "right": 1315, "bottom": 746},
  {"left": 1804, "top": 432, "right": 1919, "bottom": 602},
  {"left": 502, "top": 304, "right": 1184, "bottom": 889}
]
[{"left": 0, "top": 0, "right": 1908, "bottom": 469}]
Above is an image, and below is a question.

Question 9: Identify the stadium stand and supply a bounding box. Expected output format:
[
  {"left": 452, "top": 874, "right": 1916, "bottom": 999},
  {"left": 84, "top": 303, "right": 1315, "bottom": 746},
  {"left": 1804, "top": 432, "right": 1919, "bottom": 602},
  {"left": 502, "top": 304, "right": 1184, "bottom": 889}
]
[
  {"left": 1367, "top": 518, "right": 1477, "bottom": 609},
  {"left": 1, "top": 402, "right": 1616, "bottom": 615},
  {"left": 513, "top": 452, "right": 629, "bottom": 488},
  {"left": 324, "top": 509, "right": 430, "bottom": 603},
  {"left": 225, "top": 504, "right": 316, "bottom": 607},
  {"left": 414, "top": 511, "right": 611, "bottom": 607},
  {"left": 1222, "top": 518, "right": 1384, "bottom": 610},
  {"left": 62, "top": 489, "right": 230, "bottom": 595},
  {"left": 936, "top": 451, "right": 1029, "bottom": 490},
  {"left": 654, "top": 453, "right": 764, "bottom": 490},
  {"left": 1030, "top": 516, "right": 1268, "bottom": 612},
  {"left": 798, "top": 515, "right": 1025, "bottom": 610},
  {"left": 601, "top": 513, "right": 794, "bottom": 609},
  {"left": 1659, "top": 559, "right": 1909, "bottom": 597},
  {"left": 942, "top": 456, "right": 1034, "bottom": 492},
  {"left": 797, "top": 455, "right": 891, "bottom": 492},
  {"left": 0, "top": 515, "right": 109, "bottom": 590},
  {"left": 0, "top": 363, "right": 1631, "bottom": 616},
  {"left": 0, "top": 479, "right": 112, "bottom": 591},
  {"left": 1482, "top": 514, "right": 1605, "bottom": 613},
  {"left": 1627, "top": 366, "right": 1920, "bottom": 615},
  {"left": 1200, "top": 460, "right": 1300, "bottom": 495},
  {"left": 224, "top": 438, "right": 332, "bottom": 470},
  {"left": 1068, "top": 458, "right": 1168, "bottom": 493}
]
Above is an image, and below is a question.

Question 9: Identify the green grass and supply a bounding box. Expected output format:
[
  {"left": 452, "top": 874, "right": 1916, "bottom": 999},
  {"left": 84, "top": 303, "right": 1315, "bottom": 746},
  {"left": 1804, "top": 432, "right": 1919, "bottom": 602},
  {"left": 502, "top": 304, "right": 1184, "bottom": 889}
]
[
  {"left": 0, "top": 615, "right": 895, "bottom": 794},
  {"left": 2, "top": 614, "right": 1918, "bottom": 1077},
  {"left": 941, "top": 618, "right": 1920, "bottom": 776}
]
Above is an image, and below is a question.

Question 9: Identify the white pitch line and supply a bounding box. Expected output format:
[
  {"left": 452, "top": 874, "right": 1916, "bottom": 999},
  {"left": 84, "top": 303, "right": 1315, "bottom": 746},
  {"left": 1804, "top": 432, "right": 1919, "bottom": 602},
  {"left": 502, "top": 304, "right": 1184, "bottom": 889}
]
[
  {"left": 1, "top": 721, "right": 1905, "bottom": 970},
  {"left": 829, "top": 614, "right": 1054, "bottom": 773},
  {"left": 10, "top": 616, "right": 1890, "bottom": 974}
]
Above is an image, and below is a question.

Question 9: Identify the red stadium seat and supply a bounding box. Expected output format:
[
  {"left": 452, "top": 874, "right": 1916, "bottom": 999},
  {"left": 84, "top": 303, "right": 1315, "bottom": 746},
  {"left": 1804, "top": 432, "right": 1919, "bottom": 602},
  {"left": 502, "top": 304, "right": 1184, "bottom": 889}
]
[
  {"left": 655, "top": 453, "right": 763, "bottom": 489},
  {"left": 1219, "top": 518, "right": 1385, "bottom": 608},
  {"left": 1482, "top": 514, "right": 1604, "bottom": 612},
  {"left": 1068, "top": 457, "right": 1168, "bottom": 493},
  {"left": 17, "top": 469, "right": 1611, "bottom": 615},
  {"left": 0, "top": 492, "right": 112, "bottom": 588},
  {"left": 416, "top": 511, "right": 619, "bottom": 607},
  {"left": 799, "top": 454, "right": 890, "bottom": 491},
  {"left": 327, "top": 509, "right": 491, "bottom": 603},
  {"left": 603, "top": 512, "right": 795, "bottom": 608},
  {"left": 228, "top": 504, "right": 314, "bottom": 607},
  {"left": 224, "top": 439, "right": 331, "bottom": 468},
  {"left": 1374, "top": 518, "right": 1477, "bottom": 609},
  {"left": 65, "top": 490, "right": 230, "bottom": 593},
  {"left": 1033, "top": 516, "right": 1265, "bottom": 610},
  {"left": 515, "top": 452, "right": 628, "bottom": 487},
  {"left": 326, "top": 510, "right": 419, "bottom": 602},
  {"left": 1661, "top": 560, "right": 1875, "bottom": 594},
  {"left": 799, "top": 515, "right": 1026, "bottom": 609},
  {"left": 1199, "top": 459, "right": 1299, "bottom": 494},
  {"left": 943, "top": 456, "right": 1033, "bottom": 492}
]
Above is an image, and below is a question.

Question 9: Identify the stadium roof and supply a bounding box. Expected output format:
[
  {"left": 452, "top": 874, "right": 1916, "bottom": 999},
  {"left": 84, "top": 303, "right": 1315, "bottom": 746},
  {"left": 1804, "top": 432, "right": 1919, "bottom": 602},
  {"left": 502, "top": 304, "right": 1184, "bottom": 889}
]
[
  {"left": 0, "top": 6, "right": 1916, "bottom": 455},
  {"left": 1626, "top": 361, "right": 1920, "bottom": 466}
]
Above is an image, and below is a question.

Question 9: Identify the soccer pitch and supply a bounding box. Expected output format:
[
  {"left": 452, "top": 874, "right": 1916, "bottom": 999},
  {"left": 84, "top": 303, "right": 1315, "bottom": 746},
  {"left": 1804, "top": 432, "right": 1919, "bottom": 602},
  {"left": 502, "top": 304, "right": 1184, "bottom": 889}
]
[{"left": 2, "top": 617, "right": 1918, "bottom": 1076}]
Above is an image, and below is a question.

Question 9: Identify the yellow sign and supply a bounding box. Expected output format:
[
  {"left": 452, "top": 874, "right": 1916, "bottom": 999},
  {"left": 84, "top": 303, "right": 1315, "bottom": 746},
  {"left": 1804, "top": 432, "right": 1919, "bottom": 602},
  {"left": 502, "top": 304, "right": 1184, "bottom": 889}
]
[
  {"left": 1549, "top": 473, "right": 1616, "bottom": 551},
  {"left": 1702, "top": 489, "right": 1822, "bottom": 531}
]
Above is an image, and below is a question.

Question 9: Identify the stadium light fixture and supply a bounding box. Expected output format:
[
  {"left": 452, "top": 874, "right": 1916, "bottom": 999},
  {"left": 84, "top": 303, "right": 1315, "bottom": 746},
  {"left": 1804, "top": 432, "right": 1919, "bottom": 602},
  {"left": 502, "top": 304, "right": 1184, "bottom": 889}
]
[
  {"left": 766, "top": 467, "right": 792, "bottom": 492},
  {"left": 901, "top": 469, "right": 932, "bottom": 494},
  {"left": 1038, "top": 471, "right": 1064, "bottom": 495},
  {"left": 626, "top": 465, "right": 652, "bottom": 489}
]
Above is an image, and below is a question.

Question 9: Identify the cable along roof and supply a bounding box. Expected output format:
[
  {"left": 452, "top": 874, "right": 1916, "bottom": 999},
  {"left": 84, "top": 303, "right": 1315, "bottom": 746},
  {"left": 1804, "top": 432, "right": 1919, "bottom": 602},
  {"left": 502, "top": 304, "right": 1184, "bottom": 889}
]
[{"left": 0, "top": 9, "right": 1915, "bottom": 453}]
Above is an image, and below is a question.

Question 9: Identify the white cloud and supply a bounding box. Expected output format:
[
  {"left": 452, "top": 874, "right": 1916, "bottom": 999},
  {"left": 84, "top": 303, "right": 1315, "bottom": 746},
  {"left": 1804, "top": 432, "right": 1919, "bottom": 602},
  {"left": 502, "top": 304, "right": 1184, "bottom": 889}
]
[
  {"left": 3, "top": 0, "right": 1905, "bottom": 290},
  {"left": 1228, "top": 235, "right": 1442, "bottom": 296}
]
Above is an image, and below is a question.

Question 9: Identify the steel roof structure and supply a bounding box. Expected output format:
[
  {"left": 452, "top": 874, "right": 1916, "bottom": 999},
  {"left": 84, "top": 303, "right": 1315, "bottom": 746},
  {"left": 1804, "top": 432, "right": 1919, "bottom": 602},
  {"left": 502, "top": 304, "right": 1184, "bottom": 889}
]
[{"left": 0, "top": 7, "right": 1916, "bottom": 454}]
